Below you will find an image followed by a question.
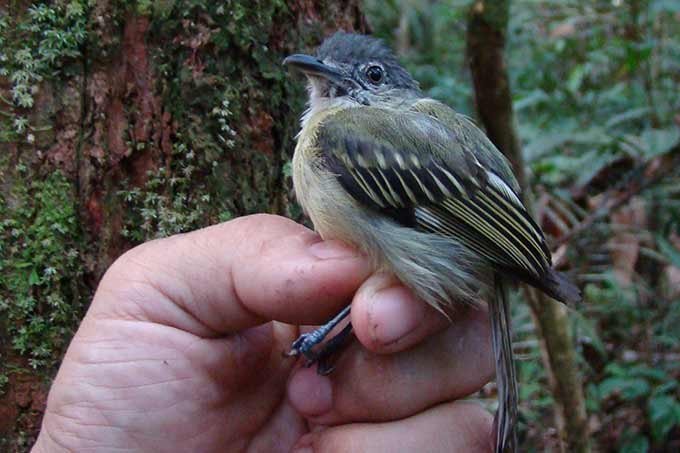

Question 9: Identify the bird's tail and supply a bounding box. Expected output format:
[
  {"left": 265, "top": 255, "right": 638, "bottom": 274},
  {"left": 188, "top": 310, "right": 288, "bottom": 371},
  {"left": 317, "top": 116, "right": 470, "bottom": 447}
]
[
  {"left": 541, "top": 268, "right": 582, "bottom": 306},
  {"left": 490, "top": 274, "right": 518, "bottom": 453}
]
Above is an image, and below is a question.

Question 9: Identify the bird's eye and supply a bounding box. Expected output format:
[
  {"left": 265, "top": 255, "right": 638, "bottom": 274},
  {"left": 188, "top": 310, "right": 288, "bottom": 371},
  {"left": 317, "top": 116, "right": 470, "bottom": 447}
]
[{"left": 365, "top": 65, "right": 384, "bottom": 84}]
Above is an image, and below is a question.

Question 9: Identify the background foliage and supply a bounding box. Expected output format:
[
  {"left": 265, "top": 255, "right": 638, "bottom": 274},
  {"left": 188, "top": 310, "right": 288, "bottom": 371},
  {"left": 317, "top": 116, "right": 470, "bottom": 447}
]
[{"left": 366, "top": 0, "right": 680, "bottom": 451}]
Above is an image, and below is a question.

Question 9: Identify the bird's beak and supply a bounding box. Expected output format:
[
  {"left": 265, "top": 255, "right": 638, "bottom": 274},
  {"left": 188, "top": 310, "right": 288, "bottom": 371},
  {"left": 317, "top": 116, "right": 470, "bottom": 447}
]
[{"left": 283, "top": 54, "right": 344, "bottom": 83}]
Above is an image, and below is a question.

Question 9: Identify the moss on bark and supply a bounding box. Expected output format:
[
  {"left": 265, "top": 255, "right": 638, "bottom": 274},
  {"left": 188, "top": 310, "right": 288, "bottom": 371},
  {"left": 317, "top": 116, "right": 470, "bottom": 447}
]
[{"left": 0, "top": 1, "right": 366, "bottom": 449}]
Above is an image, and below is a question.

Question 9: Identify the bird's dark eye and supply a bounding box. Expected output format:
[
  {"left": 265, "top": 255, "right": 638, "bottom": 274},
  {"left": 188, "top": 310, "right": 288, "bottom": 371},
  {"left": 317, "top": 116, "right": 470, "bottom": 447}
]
[{"left": 365, "top": 65, "right": 384, "bottom": 84}]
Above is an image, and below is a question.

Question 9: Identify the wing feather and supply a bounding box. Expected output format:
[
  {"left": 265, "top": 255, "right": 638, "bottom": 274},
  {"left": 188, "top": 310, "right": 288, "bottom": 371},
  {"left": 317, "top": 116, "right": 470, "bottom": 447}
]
[{"left": 319, "top": 104, "right": 552, "bottom": 280}]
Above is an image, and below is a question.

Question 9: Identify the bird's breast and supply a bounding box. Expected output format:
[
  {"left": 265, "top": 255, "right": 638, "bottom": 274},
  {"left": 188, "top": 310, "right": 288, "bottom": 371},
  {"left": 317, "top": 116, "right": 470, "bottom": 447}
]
[{"left": 293, "top": 129, "right": 348, "bottom": 242}]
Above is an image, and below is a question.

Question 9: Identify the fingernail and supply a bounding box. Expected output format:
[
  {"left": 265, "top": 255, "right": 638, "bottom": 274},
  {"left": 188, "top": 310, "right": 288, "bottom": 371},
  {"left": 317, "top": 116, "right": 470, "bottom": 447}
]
[
  {"left": 288, "top": 367, "right": 333, "bottom": 416},
  {"left": 369, "top": 285, "right": 424, "bottom": 345},
  {"left": 309, "top": 240, "right": 360, "bottom": 260}
]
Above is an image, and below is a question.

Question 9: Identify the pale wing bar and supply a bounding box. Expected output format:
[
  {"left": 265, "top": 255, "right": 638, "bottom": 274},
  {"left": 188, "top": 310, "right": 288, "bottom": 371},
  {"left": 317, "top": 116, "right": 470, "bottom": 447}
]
[{"left": 323, "top": 135, "right": 551, "bottom": 279}]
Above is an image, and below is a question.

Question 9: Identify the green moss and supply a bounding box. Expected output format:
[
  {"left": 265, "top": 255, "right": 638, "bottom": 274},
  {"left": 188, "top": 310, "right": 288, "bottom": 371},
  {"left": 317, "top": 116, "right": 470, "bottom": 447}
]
[
  {"left": 136, "top": 0, "right": 154, "bottom": 16},
  {"left": 119, "top": 141, "right": 225, "bottom": 240},
  {"left": 112, "top": 0, "right": 313, "bottom": 235},
  {"left": 1, "top": 0, "right": 323, "bottom": 371},
  {"left": 0, "top": 1, "right": 90, "bottom": 143},
  {"left": 0, "top": 170, "right": 86, "bottom": 371}
]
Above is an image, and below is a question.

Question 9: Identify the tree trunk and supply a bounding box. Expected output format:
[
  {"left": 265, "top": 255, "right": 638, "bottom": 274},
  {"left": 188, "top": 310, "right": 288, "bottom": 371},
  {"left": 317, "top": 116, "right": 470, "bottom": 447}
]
[
  {"left": 466, "top": 1, "right": 591, "bottom": 452},
  {"left": 0, "top": 1, "right": 366, "bottom": 450}
]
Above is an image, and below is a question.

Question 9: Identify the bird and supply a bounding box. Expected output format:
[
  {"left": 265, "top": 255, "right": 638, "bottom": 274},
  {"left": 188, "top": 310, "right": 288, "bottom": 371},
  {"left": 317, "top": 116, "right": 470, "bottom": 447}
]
[{"left": 283, "top": 31, "right": 581, "bottom": 453}]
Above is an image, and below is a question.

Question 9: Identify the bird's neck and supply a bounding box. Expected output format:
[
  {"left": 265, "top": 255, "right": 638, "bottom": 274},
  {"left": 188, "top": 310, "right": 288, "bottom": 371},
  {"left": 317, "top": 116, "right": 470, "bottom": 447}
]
[
  {"left": 300, "top": 92, "right": 422, "bottom": 135},
  {"left": 300, "top": 95, "right": 357, "bottom": 134}
]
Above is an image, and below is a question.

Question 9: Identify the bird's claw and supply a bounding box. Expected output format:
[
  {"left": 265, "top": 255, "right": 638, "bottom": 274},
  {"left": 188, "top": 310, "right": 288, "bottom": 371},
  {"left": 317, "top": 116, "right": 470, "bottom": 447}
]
[{"left": 287, "top": 332, "right": 321, "bottom": 361}]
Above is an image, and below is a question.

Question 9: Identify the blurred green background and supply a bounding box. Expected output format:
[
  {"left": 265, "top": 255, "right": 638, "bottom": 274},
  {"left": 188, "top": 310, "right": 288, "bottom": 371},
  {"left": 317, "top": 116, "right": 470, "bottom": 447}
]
[{"left": 364, "top": 0, "right": 680, "bottom": 451}]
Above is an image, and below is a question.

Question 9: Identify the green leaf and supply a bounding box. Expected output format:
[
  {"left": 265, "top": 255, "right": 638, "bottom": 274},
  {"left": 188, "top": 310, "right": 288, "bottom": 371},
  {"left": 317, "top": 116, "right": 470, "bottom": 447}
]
[
  {"left": 650, "top": 0, "right": 680, "bottom": 13},
  {"left": 514, "top": 89, "right": 549, "bottom": 111},
  {"left": 619, "top": 433, "right": 649, "bottom": 453},
  {"left": 566, "top": 64, "right": 586, "bottom": 94},
  {"left": 639, "top": 128, "right": 680, "bottom": 158},
  {"left": 648, "top": 395, "right": 680, "bottom": 442},
  {"left": 28, "top": 268, "right": 41, "bottom": 286},
  {"left": 525, "top": 132, "right": 573, "bottom": 161},
  {"left": 599, "top": 377, "right": 651, "bottom": 400},
  {"left": 654, "top": 380, "right": 678, "bottom": 395},
  {"left": 571, "top": 310, "right": 606, "bottom": 355},
  {"left": 605, "top": 107, "right": 650, "bottom": 129},
  {"left": 657, "top": 236, "right": 680, "bottom": 268},
  {"left": 629, "top": 364, "right": 670, "bottom": 382}
]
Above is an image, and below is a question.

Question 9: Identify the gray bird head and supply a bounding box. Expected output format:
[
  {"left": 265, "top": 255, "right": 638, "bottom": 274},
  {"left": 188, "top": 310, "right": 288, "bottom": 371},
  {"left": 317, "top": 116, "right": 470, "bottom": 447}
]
[{"left": 284, "top": 31, "right": 420, "bottom": 110}]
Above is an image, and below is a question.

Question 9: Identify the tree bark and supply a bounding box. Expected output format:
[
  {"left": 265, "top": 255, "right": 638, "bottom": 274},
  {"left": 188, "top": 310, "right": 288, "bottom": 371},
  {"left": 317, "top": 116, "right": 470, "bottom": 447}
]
[
  {"left": 466, "top": 1, "right": 591, "bottom": 452},
  {"left": 466, "top": 0, "right": 525, "bottom": 189},
  {"left": 0, "top": 1, "right": 366, "bottom": 449}
]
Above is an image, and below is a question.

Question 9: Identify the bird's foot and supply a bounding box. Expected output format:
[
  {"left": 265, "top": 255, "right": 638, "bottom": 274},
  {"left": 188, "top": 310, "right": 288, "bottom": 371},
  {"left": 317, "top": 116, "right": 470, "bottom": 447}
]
[
  {"left": 286, "top": 306, "right": 353, "bottom": 375},
  {"left": 311, "top": 323, "right": 354, "bottom": 375},
  {"left": 287, "top": 329, "right": 326, "bottom": 362}
]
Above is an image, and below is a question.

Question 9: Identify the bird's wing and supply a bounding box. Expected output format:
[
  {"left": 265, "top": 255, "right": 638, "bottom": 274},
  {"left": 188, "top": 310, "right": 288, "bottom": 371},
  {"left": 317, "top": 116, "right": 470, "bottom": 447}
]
[
  {"left": 409, "top": 98, "right": 521, "bottom": 193},
  {"left": 317, "top": 104, "right": 552, "bottom": 280}
]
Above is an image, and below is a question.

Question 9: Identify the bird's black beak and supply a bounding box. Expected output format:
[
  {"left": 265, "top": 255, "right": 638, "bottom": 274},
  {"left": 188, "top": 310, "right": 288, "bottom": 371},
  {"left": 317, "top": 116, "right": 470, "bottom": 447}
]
[{"left": 283, "top": 54, "right": 344, "bottom": 83}]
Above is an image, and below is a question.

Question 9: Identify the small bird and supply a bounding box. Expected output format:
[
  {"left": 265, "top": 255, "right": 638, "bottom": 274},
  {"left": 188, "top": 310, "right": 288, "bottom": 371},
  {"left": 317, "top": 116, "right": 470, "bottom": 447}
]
[{"left": 284, "top": 31, "right": 580, "bottom": 452}]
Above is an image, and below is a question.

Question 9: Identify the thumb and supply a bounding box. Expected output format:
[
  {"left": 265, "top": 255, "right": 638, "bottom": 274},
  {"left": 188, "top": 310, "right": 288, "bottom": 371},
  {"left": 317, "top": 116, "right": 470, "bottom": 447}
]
[{"left": 93, "top": 214, "right": 371, "bottom": 337}]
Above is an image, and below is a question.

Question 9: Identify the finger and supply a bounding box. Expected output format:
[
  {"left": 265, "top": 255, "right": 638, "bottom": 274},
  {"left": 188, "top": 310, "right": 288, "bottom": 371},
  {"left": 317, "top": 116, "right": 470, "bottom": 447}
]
[
  {"left": 292, "top": 401, "right": 493, "bottom": 453},
  {"left": 287, "top": 307, "right": 493, "bottom": 424},
  {"left": 94, "top": 214, "right": 372, "bottom": 336},
  {"left": 350, "top": 273, "right": 450, "bottom": 354}
]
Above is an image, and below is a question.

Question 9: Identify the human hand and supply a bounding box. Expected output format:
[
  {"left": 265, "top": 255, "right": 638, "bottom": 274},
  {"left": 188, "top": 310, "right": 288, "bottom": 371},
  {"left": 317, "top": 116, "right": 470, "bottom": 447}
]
[{"left": 32, "top": 214, "right": 494, "bottom": 452}]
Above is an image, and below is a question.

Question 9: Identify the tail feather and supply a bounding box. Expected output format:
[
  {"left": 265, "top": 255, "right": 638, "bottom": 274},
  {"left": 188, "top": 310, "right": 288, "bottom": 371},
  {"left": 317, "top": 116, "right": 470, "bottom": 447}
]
[
  {"left": 487, "top": 268, "right": 579, "bottom": 452},
  {"left": 490, "top": 274, "right": 518, "bottom": 453},
  {"left": 541, "top": 269, "right": 582, "bottom": 306}
]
